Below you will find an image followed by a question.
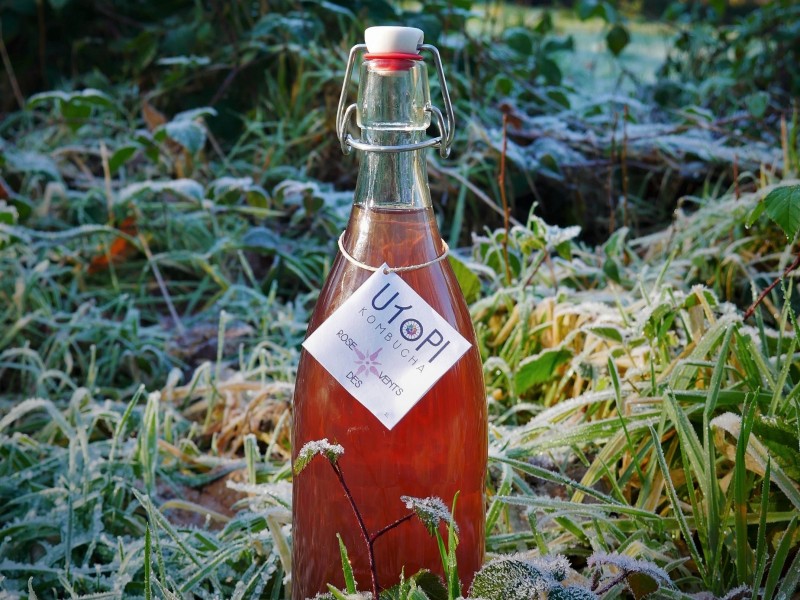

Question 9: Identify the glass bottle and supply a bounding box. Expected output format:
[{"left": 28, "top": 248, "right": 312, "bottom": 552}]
[{"left": 291, "top": 27, "right": 487, "bottom": 600}]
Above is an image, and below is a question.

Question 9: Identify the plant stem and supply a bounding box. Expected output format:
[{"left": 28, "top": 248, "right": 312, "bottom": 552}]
[
  {"left": 330, "top": 462, "right": 379, "bottom": 598},
  {"left": 370, "top": 512, "right": 414, "bottom": 543},
  {"left": 498, "top": 113, "right": 512, "bottom": 285},
  {"left": 743, "top": 250, "right": 800, "bottom": 320},
  {"left": 0, "top": 19, "right": 25, "bottom": 110},
  {"left": 594, "top": 570, "right": 630, "bottom": 595}
]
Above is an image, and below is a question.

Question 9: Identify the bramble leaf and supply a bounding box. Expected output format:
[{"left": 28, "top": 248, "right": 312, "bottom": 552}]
[{"left": 763, "top": 184, "right": 800, "bottom": 239}]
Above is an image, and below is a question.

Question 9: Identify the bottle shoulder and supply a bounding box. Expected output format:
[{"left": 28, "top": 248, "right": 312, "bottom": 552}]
[{"left": 307, "top": 253, "right": 475, "bottom": 343}]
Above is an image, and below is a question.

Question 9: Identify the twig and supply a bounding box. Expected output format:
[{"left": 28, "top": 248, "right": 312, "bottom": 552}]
[
  {"left": 498, "top": 113, "right": 512, "bottom": 284},
  {"left": 210, "top": 65, "right": 241, "bottom": 106},
  {"left": 781, "top": 113, "right": 790, "bottom": 175},
  {"left": 428, "top": 161, "right": 523, "bottom": 228},
  {"left": 743, "top": 251, "right": 800, "bottom": 321},
  {"left": 330, "top": 462, "right": 379, "bottom": 598},
  {"left": 621, "top": 106, "right": 629, "bottom": 230},
  {"left": 370, "top": 512, "right": 414, "bottom": 543},
  {"left": 99, "top": 141, "right": 114, "bottom": 221},
  {"left": 138, "top": 234, "right": 186, "bottom": 335},
  {"left": 607, "top": 112, "right": 618, "bottom": 235},
  {"left": 594, "top": 570, "right": 631, "bottom": 595},
  {"left": 36, "top": 0, "right": 46, "bottom": 88},
  {"left": 0, "top": 19, "right": 25, "bottom": 110}
]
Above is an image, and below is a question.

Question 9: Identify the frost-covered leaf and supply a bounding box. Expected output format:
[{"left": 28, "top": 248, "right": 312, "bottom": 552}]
[
  {"left": 27, "top": 88, "right": 115, "bottom": 111},
  {"left": 161, "top": 120, "right": 206, "bottom": 154},
  {"left": 118, "top": 179, "right": 204, "bottom": 203},
  {"left": 157, "top": 55, "right": 211, "bottom": 67},
  {"left": 401, "top": 496, "right": 456, "bottom": 536},
  {"left": 548, "top": 585, "right": 598, "bottom": 600},
  {"left": 1, "top": 148, "right": 60, "bottom": 180},
  {"left": 240, "top": 227, "right": 282, "bottom": 253},
  {"left": 588, "top": 326, "right": 624, "bottom": 343},
  {"left": 210, "top": 176, "right": 270, "bottom": 206},
  {"left": 763, "top": 184, "right": 800, "bottom": 239},
  {"left": 324, "top": 587, "right": 372, "bottom": 600},
  {"left": 155, "top": 107, "right": 217, "bottom": 154},
  {"left": 514, "top": 348, "right": 572, "bottom": 393},
  {"left": 294, "top": 439, "right": 344, "bottom": 475},
  {"left": 0, "top": 200, "right": 19, "bottom": 248},
  {"left": 468, "top": 556, "right": 551, "bottom": 600},
  {"left": 744, "top": 91, "right": 769, "bottom": 119},
  {"left": 587, "top": 552, "right": 672, "bottom": 593}
]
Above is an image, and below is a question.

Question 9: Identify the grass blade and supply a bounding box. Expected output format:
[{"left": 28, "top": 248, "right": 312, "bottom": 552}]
[{"left": 337, "top": 533, "right": 357, "bottom": 594}]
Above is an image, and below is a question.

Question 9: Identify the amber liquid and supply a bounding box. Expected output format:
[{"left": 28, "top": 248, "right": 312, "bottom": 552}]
[{"left": 291, "top": 205, "right": 487, "bottom": 600}]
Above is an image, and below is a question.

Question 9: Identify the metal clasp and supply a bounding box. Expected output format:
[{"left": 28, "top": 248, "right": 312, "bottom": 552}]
[{"left": 335, "top": 43, "right": 455, "bottom": 159}]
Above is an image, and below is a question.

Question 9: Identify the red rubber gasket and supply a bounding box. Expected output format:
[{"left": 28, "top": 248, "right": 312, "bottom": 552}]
[{"left": 364, "top": 52, "right": 423, "bottom": 61}]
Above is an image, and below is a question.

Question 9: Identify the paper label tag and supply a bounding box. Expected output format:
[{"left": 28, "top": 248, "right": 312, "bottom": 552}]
[{"left": 302, "top": 265, "right": 471, "bottom": 430}]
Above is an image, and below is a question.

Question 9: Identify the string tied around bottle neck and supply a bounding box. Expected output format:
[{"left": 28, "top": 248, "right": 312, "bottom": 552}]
[{"left": 337, "top": 232, "right": 449, "bottom": 274}]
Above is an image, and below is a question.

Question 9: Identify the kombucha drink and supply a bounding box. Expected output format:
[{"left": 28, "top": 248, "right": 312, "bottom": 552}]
[{"left": 291, "top": 27, "right": 487, "bottom": 600}]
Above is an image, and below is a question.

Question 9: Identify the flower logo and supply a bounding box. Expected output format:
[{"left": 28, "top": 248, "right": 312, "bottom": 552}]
[
  {"left": 401, "top": 319, "right": 423, "bottom": 341},
  {"left": 354, "top": 347, "right": 382, "bottom": 379}
]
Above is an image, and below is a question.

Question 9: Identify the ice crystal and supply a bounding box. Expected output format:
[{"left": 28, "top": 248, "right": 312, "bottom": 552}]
[
  {"left": 547, "top": 585, "right": 598, "bottom": 600},
  {"left": 529, "top": 554, "right": 571, "bottom": 582},
  {"left": 401, "top": 496, "right": 457, "bottom": 535},
  {"left": 294, "top": 439, "right": 344, "bottom": 475},
  {"left": 719, "top": 585, "right": 752, "bottom": 600},
  {"left": 587, "top": 552, "right": 672, "bottom": 587}
]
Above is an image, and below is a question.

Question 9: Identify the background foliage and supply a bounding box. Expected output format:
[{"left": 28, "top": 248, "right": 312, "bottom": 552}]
[{"left": 0, "top": 0, "right": 798, "bottom": 598}]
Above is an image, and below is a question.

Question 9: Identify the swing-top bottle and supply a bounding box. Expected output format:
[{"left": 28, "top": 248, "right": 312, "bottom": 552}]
[{"left": 291, "top": 26, "right": 488, "bottom": 599}]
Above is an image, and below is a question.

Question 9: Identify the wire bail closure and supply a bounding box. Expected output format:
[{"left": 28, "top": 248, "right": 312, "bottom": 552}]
[{"left": 336, "top": 43, "right": 455, "bottom": 159}]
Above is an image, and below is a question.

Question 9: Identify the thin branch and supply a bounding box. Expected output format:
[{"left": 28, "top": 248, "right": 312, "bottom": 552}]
[
  {"left": 370, "top": 512, "right": 414, "bottom": 543},
  {"left": 0, "top": 19, "right": 25, "bottom": 110},
  {"left": 428, "top": 161, "right": 524, "bottom": 228},
  {"left": 498, "top": 113, "right": 512, "bottom": 284},
  {"left": 138, "top": 234, "right": 186, "bottom": 336},
  {"left": 36, "top": 0, "right": 46, "bottom": 88},
  {"left": 594, "top": 570, "right": 630, "bottom": 595},
  {"left": 331, "top": 462, "right": 379, "bottom": 598},
  {"left": 743, "top": 251, "right": 800, "bottom": 321}
]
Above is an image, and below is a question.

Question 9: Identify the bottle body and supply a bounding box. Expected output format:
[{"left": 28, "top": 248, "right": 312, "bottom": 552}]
[{"left": 292, "top": 204, "right": 487, "bottom": 599}]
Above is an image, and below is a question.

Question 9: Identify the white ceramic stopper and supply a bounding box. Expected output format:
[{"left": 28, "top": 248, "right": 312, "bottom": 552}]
[{"left": 364, "top": 26, "right": 423, "bottom": 54}]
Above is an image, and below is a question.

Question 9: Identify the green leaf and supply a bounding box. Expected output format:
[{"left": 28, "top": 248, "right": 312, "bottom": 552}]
[
  {"left": 468, "top": 557, "right": 548, "bottom": 600},
  {"left": 336, "top": 534, "right": 357, "bottom": 594},
  {"left": 109, "top": 145, "right": 138, "bottom": 174},
  {"left": 626, "top": 572, "right": 659, "bottom": 599},
  {"left": 606, "top": 24, "right": 630, "bottom": 56},
  {"left": 588, "top": 326, "right": 623, "bottom": 343},
  {"left": 548, "top": 586, "right": 598, "bottom": 600},
  {"left": 414, "top": 571, "right": 447, "bottom": 600},
  {"left": 118, "top": 179, "right": 204, "bottom": 203},
  {"left": 241, "top": 227, "right": 282, "bottom": 253},
  {"left": 144, "top": 524, "right": 153, "bottom": 600},
  {"left": 763, "top": 516, "right": 798, "bottom": 600},
  {"left": 2, "top": 148, "right": 60, "bottom": 180},
  {"left": 763, "top": 185, "right": 800, "bottom": 239},
  {"left": 745, "top": 91, "right": 769, "bottom": 119},
  {"left": 448, "top": 255, "right": 480, "bottom": 303},
  {"left": 294, "top": 439, "right": 344, "bottom": 475},
  {"left": 514, "top": 348, "right": 572, "bottom": 393},
  {"left": 162, "top": 120, "right": 206, "bottom": 154},
  {"left": 503, "top": 27, "right": 534, "bottom": 55}
]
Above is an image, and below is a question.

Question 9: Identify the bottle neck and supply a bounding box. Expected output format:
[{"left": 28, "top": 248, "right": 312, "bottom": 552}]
[
  {"left": 353, "top": 131, "right": 432, "bottom": 210},
  {"left": 352, "top": 58, "right": 433, "bottom": 211}
]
